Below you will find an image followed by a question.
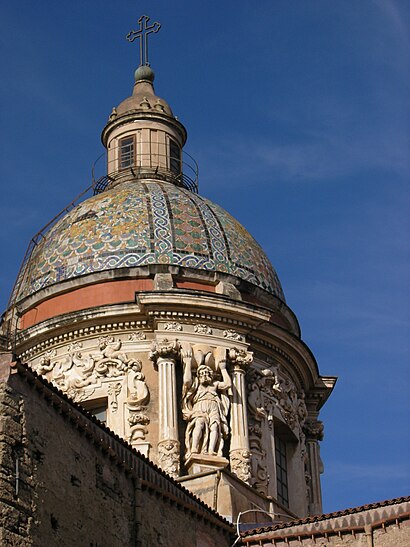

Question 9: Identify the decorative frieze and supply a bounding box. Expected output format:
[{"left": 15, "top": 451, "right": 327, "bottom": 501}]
[
  {"left": 194, "top": 324, "right": 212, "bottom": 335},
  {"left": 223, "top": 329, "right": 242, "bottom": 341},
  {"left": 147, "top": 310, "right": 251, "bottom": 331},
  {"left": 163, "top": 321, "right": 183, "bottom": 332},
  {"left": 128, "top": 331, "right": 146, "bottom": 341},
  {"left": 19, "top": 320, "right": 148, "bottom": 360}
]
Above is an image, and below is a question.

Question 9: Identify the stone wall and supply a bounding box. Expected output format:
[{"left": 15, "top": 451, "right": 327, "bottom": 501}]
[{"left": 0, "top": 358, "right": 233, "bottom": 546}]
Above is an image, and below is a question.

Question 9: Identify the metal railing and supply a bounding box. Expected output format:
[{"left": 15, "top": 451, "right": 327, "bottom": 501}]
[
  {"left": 92, "top": 143, "right": 199, "bottom": 194},
  {"left": 4, "top": 179, "right": 102, "bottom": 350},
  {"left": 4, "top": 144, "right": 199, "bottom": 348}
]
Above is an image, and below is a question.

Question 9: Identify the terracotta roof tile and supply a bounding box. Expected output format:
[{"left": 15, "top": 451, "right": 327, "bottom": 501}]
[{"left": 241, "top": 495, "right": 410, "bottom": 537}]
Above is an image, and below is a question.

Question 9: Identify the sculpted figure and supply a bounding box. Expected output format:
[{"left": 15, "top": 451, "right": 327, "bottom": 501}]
[
  {"left": 127, "top": 361, "right": 150, "bottom": 410},
  {"left": 182, "top": 348, "right": 231, "bottom": 457}
]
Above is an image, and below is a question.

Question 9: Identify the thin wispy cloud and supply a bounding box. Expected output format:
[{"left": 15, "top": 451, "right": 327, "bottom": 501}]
[
  {"left": 325, "top": 462, "right": 410, "bottom": 482},
  {"left": 287, "top": 280, "right": 410, "bottom": 354},
  {"left": 200, "top": 116, "right": 408, "bottom": 186}
]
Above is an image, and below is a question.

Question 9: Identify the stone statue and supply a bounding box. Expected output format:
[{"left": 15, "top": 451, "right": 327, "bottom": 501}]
[{"left": 182, "top": 349, "right": 231, "bottom": 458}]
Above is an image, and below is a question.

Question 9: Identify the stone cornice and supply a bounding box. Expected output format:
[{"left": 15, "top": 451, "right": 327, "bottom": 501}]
[
  {"left": 101, "top": 109, "right": 187, "bottom": 147},
  {"left": 18, "top": 320, "right": 149, "bottom": 360},
  {"left": 137, "top": 291, "right": 272, "bottom": 327}
]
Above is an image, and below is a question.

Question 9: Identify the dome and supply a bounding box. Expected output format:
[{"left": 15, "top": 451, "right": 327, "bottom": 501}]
[
  {"left": 115, "top": 77, "right": 174, "bottom": 118},
  {"left": 112, "top": 67, "right": 174, "bottom": 119},
  {"left": 19, "top": 180, "right": 284, "bottom": 301}
]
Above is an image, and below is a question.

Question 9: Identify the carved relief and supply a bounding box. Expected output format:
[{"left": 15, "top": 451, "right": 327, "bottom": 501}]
[
  {"left": 223, "top": 329, "right": 242, "bottom": 341},
  {"left": 228, "top": 347, "right": 253, "bottom": 369},
  {"left": 194, "top": 324, "right": 212, "bottom": 335},
  {"left": 246, "top": 368, "right": 272, "bottom": 494},
  {"left": 277, "top": 376, "right": 299, "bottom": 430},
  {"left": 249, "top": 435, "right": 269, "bottom": 495},
  {"left": 246, "top": 366, "right": 308, "bottom": 495},
  {"left": 303, "top": 419, "right": 324, "bottom": 441},
  {"left": 126, "top": 360, "right": 150, "bottom": 443},
  {"left": 230, "top": 449, "right": 252, "bottom": 483},
  {"left": 128, "top": 331, "right": 146, "bottom": 341},
  {"left": 249, "top": 367, "right": 307, "bottom": 433},
  {"left": 108, "top": 382, "right": 122, "bottom": 413},
  {"left": 158, "top": 440, "right": 180, "bottom": 478},
  {"left": 163, "top": 321, "right": 182, "bottom": 332},
  {"left": 68, "top": 387, "right": 95, "bottom": 404},
  {"left": 35, "top": 337, "right": 141, "bottom": 402},
  {"left": 149, "top": 338, "right": 180, "bottom": 366},
  {"left": 181, "top": 345, "right": 232, "bottom": 459},
  {"left": 37, "top": 349, "right": 58, "bottom": 375}
]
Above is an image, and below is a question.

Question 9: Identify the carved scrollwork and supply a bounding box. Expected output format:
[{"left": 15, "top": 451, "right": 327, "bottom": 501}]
[
  {"left": 66, "top": 387, "right": 95, "bottom": 404},
  {"left": 126, "top": 360, "right": 150, "bottom": 443},
  {"left": 246, "top": 369, "right": 271, "bottom": 494},
  {"left": 35, "top": 337, "right": 141, "bottom": 398},
  {"left": 247, "top": 367, "right": 307, "bottom": 432},
  {"left": 249, "top": 438, "right": 269, "bottom": 495},
  {"left": 246, "top": 366, "right": 308, "bottom": 495},
  {"left": 230, "top": 449, "right": 252, "bottom": 483}
]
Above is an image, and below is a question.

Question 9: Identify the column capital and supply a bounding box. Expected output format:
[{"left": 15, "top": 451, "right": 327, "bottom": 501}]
[
  {"left": 149, "top": 338, "right": 180, "bottom": 367},
  {"left": 303, "top": 419, "right": 324, "bottom": 441},
  {"left": 228, "top": 347, "right": 253, "bottom": 372}
]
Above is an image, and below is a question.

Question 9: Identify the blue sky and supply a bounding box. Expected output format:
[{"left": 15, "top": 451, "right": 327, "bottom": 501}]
[{"left": 1, "top": 1, "right": 409, "bottom": 513}]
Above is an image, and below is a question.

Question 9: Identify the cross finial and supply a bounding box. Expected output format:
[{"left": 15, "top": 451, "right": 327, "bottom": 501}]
[{"left": 126, "top": 15, "right": 161, "bottom": 67}]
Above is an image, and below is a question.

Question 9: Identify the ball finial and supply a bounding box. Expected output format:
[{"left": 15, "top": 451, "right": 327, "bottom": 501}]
[{"left": 134, "top": 65, "right": 155, "bottom": 83}]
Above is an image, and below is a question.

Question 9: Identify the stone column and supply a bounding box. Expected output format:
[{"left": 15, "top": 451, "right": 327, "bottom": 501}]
[
  {"left": 149, "top": 338, "right": 180, "bottom": 478},
  {"left": 303, "top": 419, "right": 324, "bottom": 515},
  {"left": 228, "top": 348, "right": 253, "bottom": 484}
]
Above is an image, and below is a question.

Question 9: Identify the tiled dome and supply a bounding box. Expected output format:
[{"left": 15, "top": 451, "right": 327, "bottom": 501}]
[{"left": 20, "top": 180, "right": 284, "bottom": 301}]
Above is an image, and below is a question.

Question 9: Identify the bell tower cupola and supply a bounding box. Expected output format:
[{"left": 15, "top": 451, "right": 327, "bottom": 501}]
[{"left": 100, "top": 16, "right": 192, "bottom": 190}]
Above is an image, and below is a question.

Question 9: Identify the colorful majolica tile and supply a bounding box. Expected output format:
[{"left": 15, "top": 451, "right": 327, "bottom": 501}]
[{"left": 19, "top": 181, "right": 284, "bottom": 300}]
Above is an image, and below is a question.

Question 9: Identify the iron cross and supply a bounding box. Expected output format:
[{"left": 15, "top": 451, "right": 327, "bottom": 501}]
[{"left": 126, "top": 15, "right": 161, "bottom": 67}]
